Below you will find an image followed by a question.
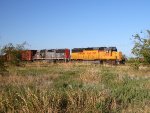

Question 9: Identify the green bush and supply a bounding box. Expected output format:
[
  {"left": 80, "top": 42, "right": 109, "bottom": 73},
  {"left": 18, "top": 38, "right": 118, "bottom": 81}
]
[{"left": 0, "top": 58, "right": 9, "bottom": 76}]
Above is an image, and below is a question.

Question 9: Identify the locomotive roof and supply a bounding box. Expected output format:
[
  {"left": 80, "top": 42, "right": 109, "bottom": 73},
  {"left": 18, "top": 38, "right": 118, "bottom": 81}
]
[
  {"left": 72, "top": 47, "right": 117, "bottom": 52},
  {"left": 72, "top": 47, "right": 109, "bottom": 50},
  {"left": 72, "top": 48, "right": 84, "bottom": 50}
]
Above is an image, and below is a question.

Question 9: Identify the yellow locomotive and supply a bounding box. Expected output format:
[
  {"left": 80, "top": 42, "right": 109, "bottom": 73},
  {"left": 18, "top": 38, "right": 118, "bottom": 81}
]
[{"left": 71, "top": 47, "right": 124, "bottom": 64}]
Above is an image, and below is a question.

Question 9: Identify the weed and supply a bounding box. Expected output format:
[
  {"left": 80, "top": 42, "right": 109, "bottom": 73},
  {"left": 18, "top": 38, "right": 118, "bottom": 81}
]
[{"left": 0, "top": 63, "right": 150, "bottom": 112}]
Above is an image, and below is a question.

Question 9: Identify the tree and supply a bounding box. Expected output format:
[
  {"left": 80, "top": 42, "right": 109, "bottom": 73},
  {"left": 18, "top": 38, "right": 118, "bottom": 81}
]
[
  {"left": 0, "top": 47, "right": 8, "bottom": 76},
  {"left": 1, "top": 42, "right": 27, "bottom": 66},
  {"left": 132, "top": 30, "right": 150, "bottom": 64}
]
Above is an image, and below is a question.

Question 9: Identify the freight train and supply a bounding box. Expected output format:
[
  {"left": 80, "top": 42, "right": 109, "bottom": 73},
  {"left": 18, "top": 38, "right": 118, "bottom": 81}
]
[{"left": 20, "top": 47, "right": 125, "bottom": 64}]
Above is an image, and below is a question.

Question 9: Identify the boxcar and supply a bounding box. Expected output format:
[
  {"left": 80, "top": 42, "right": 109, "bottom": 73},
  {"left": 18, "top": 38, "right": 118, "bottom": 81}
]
[{"left": 21, "top": 50, "right": 37, "bottom": 61}]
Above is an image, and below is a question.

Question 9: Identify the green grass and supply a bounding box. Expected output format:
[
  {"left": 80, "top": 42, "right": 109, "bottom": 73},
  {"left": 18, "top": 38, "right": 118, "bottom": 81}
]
[{"left": 0, "top": 63, "right": 150, "bottom": 113}]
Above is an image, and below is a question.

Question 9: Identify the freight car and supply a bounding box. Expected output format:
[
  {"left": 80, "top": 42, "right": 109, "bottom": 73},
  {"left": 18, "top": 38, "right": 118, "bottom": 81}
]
[
  {"left": 0, "top": 53, "right": 7, "bottom": 61},
  {"left": 21, "top": 50, "right": 37, "bottom": 61},
  {"left": 71, "top": 47, "right": 124, "bottom": 64}
]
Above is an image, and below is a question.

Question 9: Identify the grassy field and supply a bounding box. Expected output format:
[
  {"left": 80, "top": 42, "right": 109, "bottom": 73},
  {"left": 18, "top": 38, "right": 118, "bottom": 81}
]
[{"left": 0, "top": 62, "right": 150, "bottom": 113}]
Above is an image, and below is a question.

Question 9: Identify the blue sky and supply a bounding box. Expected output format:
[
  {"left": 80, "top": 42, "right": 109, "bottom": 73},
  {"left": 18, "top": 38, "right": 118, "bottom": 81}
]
[{"left": 0, "top": 0, "right": 150, "bottom": 56}]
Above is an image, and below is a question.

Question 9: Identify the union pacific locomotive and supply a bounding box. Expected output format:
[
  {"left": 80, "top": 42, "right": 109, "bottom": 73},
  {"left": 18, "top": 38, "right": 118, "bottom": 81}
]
[
  {"left": 71, "top": 47, "right": 124, "bottom": 64},
  {"left": 20, "top": 47, "right": 125, "bottom": 64}
]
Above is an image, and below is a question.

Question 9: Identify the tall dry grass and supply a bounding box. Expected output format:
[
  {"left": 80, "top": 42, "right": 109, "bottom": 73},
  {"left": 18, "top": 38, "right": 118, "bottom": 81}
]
[{"left": 0, "top": 63, "right": 150, "bottom": 112}]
